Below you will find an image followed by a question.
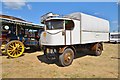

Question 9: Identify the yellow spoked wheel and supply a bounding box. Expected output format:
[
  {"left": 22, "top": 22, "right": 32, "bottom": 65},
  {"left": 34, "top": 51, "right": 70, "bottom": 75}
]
[
  {"left": 0, "top": 41, "right": 7, "bottom": 54},
  {"left": 6, "top": 40, "right": 25, "bottom": 58}
]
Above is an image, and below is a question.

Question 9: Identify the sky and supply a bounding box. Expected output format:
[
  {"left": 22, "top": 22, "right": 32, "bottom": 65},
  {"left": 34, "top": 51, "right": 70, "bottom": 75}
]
[{"left": 0, "top": 1, "right": 119, "bottom": 32}]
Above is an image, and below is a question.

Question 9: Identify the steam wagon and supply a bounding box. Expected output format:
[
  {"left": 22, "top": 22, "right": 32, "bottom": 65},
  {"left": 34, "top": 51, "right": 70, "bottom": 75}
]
[
  {"left": 40, "top": 12, "right": 110, "bottom": 66},
  {"left": 0, "top": 15, "right": 44, "bottom": 58}
]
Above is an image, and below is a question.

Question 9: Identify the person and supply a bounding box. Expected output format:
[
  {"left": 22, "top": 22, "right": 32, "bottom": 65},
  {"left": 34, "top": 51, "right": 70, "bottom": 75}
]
[{"left": 18, "top": 30, "right": 24, "bottom": 42}]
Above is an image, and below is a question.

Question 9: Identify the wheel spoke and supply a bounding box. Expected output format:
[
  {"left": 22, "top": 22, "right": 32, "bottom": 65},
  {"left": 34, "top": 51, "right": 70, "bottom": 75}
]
[
  {"left": 15, "top": 51, "right": 18, "bottom": 56},
  {"left": 9, "top": 45, "right": 14, "bottom": 48},
  {"left": 13, "top": 42, "right": 16, "bottom": 47},
  {"left": 18, "top": 48, "right": 22, "bottom": 51},
  {"left": 16, "top": 51, "right": 19, "bottom": 55},
  {"left": 8, "top": 51, "right": 12, "bottom": 54},
  {"left": 15, "top": 42, "right": 19, "bottom": 47},
  {"left": 8, "top": 47, "right": 13, "bottom": 50},
  {"left": 10, "top": 43, "right": 13, "bottom": 46},
  {"left": 9, "top": 50, "right": 14, "bottom": 55}
]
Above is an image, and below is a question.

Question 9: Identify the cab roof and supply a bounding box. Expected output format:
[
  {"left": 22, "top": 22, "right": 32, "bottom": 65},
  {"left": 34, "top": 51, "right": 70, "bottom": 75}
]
[{"left": 45, "top": 17, "right": 72, "bottom": 21}]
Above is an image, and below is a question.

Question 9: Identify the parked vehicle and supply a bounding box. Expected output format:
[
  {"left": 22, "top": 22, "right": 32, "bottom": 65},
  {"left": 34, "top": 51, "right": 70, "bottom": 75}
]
[
  {"left": 40, "top": 12, "right": 110, "bottom": 66},
  {"left": 109, "top": 32, "right": 120, "bottom": 43},
  {"left": 0, "top": 15, "right": 44, "bottom": 58}
]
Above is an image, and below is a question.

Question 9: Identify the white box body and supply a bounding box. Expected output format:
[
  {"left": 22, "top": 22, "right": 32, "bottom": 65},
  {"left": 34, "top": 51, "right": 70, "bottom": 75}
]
[
  {"left": 80, "top": 13, "right": 109, "bottom": 44},
  {"left": 41, "top": 12, "right": 110, "bottom": 46}
]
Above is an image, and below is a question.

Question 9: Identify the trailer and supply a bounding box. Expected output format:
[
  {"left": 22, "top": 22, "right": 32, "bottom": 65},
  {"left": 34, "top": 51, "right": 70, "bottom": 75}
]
[
  {"left": 40, "top": 12, "right": 110, "bottom": 66},
  {"left": 109, "top": 32, "right": 120, "bottom": 43},
  {"left": 0, "top": 15, "right": 44, "bottom": 58}
]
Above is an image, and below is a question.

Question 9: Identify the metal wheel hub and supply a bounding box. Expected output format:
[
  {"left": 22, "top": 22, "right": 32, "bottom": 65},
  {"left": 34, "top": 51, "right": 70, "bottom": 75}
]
[
  {"left": 64, "top": 52, "right": 72, "bottom": 63},
  {"left": 97, "top": 45, "right": 102, "bottom": 53}
]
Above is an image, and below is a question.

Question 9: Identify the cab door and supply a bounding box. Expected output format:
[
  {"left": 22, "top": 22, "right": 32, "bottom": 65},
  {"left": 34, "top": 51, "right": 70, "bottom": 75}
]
[
  {"left": 65, "top": 20, "right": 74, "bottom": 45},
  {"left": 65, "top": 30, "right": 71, "bottom": 45}
]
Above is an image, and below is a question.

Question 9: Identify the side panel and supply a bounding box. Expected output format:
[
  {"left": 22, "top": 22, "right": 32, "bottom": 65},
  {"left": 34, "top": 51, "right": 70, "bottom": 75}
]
[
  {"left": 71, "top": 20, "right": 81, "bottom": 45},
  {"left": 81, "top": 32, "right": 109, "bottom": 44},
  {"left": 81, "top": 13, "right": 109, "bottom": 32},
  {"left": 81, "top": 13, "right": 110, "bottom": 44}
]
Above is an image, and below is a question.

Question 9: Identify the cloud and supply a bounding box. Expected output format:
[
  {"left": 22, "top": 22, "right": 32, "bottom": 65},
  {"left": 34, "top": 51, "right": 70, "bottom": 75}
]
[
  {"left": 27, "top": 4, "right": 32, "bottom": 10},
  {"left": 117, "top": 0, "right": 120, "bottom": 5},
  {"left": 2, "top": 0, "right": 26, "bottom": 9},
  {"left": 4, "top": 2, "right": 26, "bottom": 9},
  {"left": 1, "top": 0, "right": 31, "bottom": 10},
  {"left": 112, "top": 20, "right": 118, "bottom": 24},
  {"left": 94, "top": 12, "right": 105, "bottom": 16},
  {"left": 94, "top": 12, "right": 100, "bottom": 15},
  {"left": 1, "top": 0, "right": 25, "bottom": 2}
]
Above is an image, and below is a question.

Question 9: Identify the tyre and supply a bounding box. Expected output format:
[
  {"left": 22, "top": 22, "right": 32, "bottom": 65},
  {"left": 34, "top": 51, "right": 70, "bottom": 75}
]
[
  {"left": 59, "top": 48, "right": 74, "bottom": 67},
  {"left": 0, "top": 41, "right": 8, "bottom": 54},
  {"left": 6, "top": 40, "right": 25, "bottom": 58},
  {"left": 114, "top": 41, "right": 118, "bottom": 44},
  {"left": 94, "top": 43, "right": 103, "bottom": 56}
]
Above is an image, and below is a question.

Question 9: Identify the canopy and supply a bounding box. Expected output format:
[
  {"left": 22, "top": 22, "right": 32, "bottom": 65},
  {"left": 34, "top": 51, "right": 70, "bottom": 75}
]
[{"left": 0, "top": 14, "right": 43, "bottom": 29}]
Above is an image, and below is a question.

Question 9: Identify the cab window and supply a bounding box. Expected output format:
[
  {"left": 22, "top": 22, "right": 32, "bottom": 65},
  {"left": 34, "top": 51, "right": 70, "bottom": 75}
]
[
  {"left": 65, "top": 20, "right": 74, "bottom": 30},
  {"left": 45, "top": 20, "right": 64, "bottom": 30}
]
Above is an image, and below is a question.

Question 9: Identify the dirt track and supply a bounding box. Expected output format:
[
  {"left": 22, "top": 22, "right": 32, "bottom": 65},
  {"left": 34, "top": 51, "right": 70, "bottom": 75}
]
[{"left": 1, "top": 43, "right": 119, "bottom": 78}]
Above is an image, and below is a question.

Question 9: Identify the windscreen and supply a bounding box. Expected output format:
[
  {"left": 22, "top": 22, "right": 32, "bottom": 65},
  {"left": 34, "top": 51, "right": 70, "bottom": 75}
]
[{"left": 45, "top": 19, "right": 64, "bottom": 30}]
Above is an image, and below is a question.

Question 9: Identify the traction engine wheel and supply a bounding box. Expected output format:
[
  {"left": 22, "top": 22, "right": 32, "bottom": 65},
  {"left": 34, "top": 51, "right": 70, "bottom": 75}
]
[
  {"left": 0, "top": 41, "right": 7, "bottom": 54},
  {"left": 6, "top": 40, "right": 25, "bottom": 58}
]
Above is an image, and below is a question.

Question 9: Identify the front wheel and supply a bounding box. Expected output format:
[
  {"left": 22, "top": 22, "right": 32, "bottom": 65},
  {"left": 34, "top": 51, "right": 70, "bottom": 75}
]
[{"left": 59, "top": 48, "right": 74, "bottom": 67}]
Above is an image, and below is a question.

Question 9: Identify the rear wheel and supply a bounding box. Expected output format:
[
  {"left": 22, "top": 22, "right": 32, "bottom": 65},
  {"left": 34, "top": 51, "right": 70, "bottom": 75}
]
[
  {"left": 6, "top": 40, "right": 25, "bottom": 58},
  {"left": 59, "top": 48, "right": 74, "bottom": 67},
  {"left": 114, "top": 41, "right": 118, "bottom": 44},
  {"left": 93, "top": 43, "right": 103, "bottom": 56},
  {"left": 0, "top": 41, "right": 7, "bottom": 54}
]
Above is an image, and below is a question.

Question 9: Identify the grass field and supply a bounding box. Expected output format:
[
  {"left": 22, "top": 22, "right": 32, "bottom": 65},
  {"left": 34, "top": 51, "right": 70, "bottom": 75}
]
[{"left": 0, "top": 43, "right": 119, "bottom": 78}]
